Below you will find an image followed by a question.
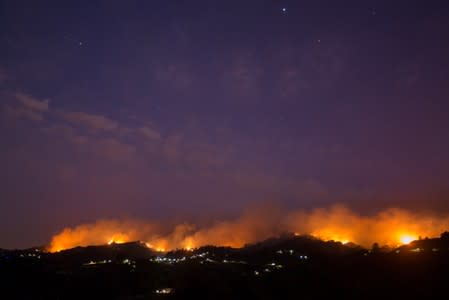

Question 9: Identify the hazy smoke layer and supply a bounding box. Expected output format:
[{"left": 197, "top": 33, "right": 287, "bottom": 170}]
[{"left": 48, "top": 205, "right": 449, "bottom": 252}]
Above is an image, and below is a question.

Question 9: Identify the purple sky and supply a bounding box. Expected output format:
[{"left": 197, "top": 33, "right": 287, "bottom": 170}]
[{"left": 1, "top": 0, "right": 449, "bottom": 248}]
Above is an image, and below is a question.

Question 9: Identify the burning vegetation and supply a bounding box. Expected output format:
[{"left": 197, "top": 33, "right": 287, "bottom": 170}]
[{"left": 48, "top": 205, "right": 449, "bottom": 252}]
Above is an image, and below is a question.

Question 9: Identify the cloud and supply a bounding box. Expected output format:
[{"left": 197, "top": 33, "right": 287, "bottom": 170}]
[
  {"left": 40, "top": 124, "right": 136, "bottom": 163},
  {"left": 139, "top": 126, "right": 161, "bottom": 140},
  {"left": 41, "top": 124, "right": 89, "bottom": 145},
  {"left": 0, "top": 94, "right": 49, "bottom": 121},
  {"left": 61, "top": 111, "right": 119, "bottom": 132},
  {"left": 3, "top": 105, "right": 45, "bottom": 121},
  {"left": 8, "top": 92, "right": 118, "bottom": 132},
  {"left": 5, "top": 90, "right": 236, "bottom": 172},
  {"left": 92, "top": 137, "right": 136, "bottom": 162},
  {"left": 15, "top": 92, "right": 49, "bottom": 112},
  {"left": 158, "top": 134, "right": 231, "bottom": 168},
  {"left": 71, "top": 135, "right": 89, "bottom": 145},
  {"left": 2, "top": 92, "right": 49, "bottom": 121}
]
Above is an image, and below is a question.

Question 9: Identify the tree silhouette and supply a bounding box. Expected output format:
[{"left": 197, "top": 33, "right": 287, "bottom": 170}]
[
  {"left": 441, "top": 232, "right": 449, "bottom": 243},
  {"left": 371, "top": 242, "right": 380, "bottom": 253}
]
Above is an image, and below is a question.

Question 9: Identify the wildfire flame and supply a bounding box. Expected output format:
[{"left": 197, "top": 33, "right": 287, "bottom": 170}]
[
  {"left": 399, "top": 234, "right": 418, "bottom": 245},
  {"left": 107, "top": 233, "right": 128, "bottom": 245},
  {"left": 47, "top": 205, "right": 449, "bottom": 252}
]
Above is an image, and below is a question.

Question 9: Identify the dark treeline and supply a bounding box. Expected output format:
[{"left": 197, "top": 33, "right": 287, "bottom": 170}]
[{"left": 1, "top": 233, "right": 449, "bottom": 299}]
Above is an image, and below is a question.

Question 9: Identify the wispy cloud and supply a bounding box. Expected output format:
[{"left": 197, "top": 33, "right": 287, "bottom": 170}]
[
  {"left": 4, "top": 104, "right": 45, "bottom": 121},
  {"left": 139, "top": 126, "right": 161, "bottom": 140},
  {"left": 15, "top": 92, "right": 49, "bottom": 112},
  {"left": 4, "top": 90, "right": 326, "bottom": 201},
  {"left": 60, "top": 111, "right": 119, "bottom": 132},
  {"left": 2, "top": 92, "right": 49, "bottom": 121},
  {"left": 4, "top": 91, "right": 223, "bottom": 169},
  {"left": 91, "top": 137, "right": 137, "bottom": 162}
]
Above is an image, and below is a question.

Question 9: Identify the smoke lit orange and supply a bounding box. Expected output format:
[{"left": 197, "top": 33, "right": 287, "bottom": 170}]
[{"left": 48, "top": 206, "right": 449, "bottom": 252}]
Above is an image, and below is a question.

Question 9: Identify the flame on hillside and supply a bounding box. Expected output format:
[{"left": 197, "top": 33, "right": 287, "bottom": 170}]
[{"left": 48, "top": 205, "right": 449, "bottom": 252}]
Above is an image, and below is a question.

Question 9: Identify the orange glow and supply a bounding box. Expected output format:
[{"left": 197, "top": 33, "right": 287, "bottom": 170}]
[
  {"left": 399, "top": 234, "right": 417, "bottom": 245},
  {"left": 107, "top": 233, "right": 128, "bottom": 245},
  {"left": 145, "top": 242, "right": 167, "bottom": 252},
  {"left": 108, "top": 239, "right": 125, "bottom": 245},
  {"left": 183, "top": 237, "right": 195, "bottom": 251},
  {"left": 47, "top": 220, "right": 156, "bottom": 252},
  {"left": 310, "top": 228, "right": 352, "bottom": 245},
  {"left": 47, "top": 206, "right": 449, "bottom": 252}
]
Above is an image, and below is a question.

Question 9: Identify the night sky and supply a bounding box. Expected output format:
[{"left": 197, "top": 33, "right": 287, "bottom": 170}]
[{"left": 1, "top": 0, "right": 449, "bottom": 248}]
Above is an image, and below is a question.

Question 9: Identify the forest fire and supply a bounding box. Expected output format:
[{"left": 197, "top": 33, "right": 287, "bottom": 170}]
[
  {"left": 399, "top": 234, "right": 418, "bottom": 245},
  {"left": 47, "top": 206, "right": 449, "bottom": 252},
  {"left": 107, "top": 233, "right": 128, "bottom": 245}
]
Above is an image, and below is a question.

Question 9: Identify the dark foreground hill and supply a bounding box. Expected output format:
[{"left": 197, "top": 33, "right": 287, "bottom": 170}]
[{"left": 1, "top": 234, "right": 449, "bottom": 299}]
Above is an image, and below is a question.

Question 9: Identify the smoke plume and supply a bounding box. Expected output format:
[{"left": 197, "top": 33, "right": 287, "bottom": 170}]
[{"left": 48, "top": 205, "right": 449, "bottom": 252}]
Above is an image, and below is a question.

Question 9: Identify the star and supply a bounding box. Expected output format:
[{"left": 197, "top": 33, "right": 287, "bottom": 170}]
[{"left": 282, "top": 7, "right": 287, "bottom": 13}]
